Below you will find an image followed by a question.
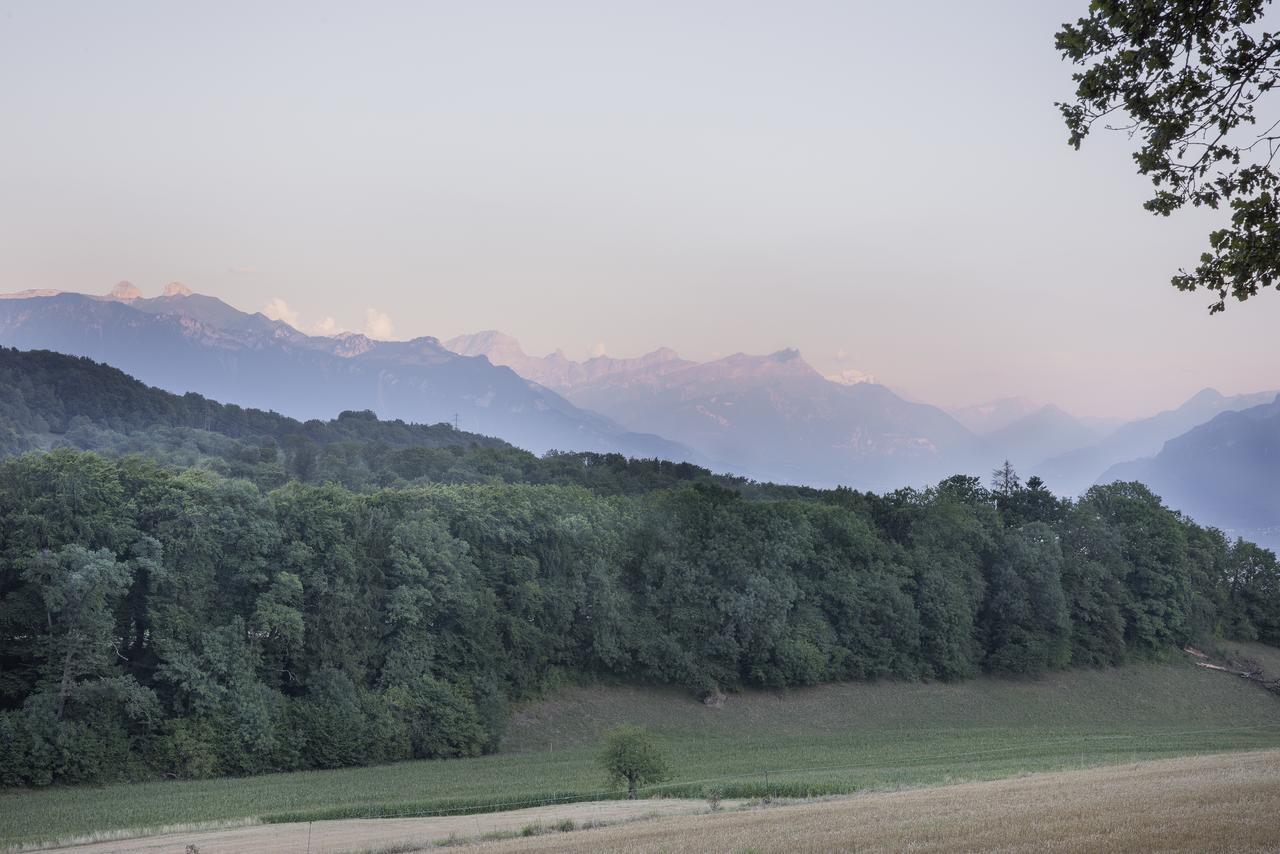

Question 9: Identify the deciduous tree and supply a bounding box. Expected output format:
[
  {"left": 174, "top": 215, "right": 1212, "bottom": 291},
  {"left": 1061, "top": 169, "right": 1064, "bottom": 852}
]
[
  {"left": 1057, "top": 0, "right": 1280, "bottom": 311},
  {"left": 598, "top": 724, "right": 671, "bottom": 799}
]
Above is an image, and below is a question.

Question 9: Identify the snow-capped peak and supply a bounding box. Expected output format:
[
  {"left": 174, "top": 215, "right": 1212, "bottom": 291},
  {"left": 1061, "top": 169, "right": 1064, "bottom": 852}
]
[
  {"left": 107, "top": 281, "right": 142, "bottom": 301},
  {"left": 163, "top": 282, "right": 194, "bottom": 297},
  {"left": 826, "top": 368, "right": 875, "bottom": 386}
]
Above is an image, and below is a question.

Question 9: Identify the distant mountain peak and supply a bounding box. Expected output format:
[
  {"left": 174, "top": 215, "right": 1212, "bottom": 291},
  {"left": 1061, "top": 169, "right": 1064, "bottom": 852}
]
[
  {"left": 0, "top": 288, "right": 63, "bottom": 300},
  {"left": 404, "top": 334, "right": 445, "bottom": 349},
  {"left": 734, "top": 348, "right": 814, "bottom": 371},
  {"left": 582, "top": 346, "right": 684, "bottom": 368},
  {"left": 769, "top": 347, "right": 803, "bottom": 363},
  {"left": 699, "top": 349, "right": 824, "bottom": 385},
  {"left": 946, "top": 396, "right": 1044, "bottom": 435},
  {"left": 1017, "top": 403, "right": 1081, "bottom": 423},
  {"left": 1186, "top": 387, "right": 1225, "bottom": 405},
  {"left": 162, "top": 282, "right": 194, "bottom": 297},
  {"left": 826, "top": 368, "right": 875, "bottom": 386},
  {"left": 445, "top": 330, "right": 528, "bottom": 359},
  {"left": 107, "top": 281, "right": 142, "bottom": 301},
  {"left": 331, "top": 332, "right": 375, "bottom": 357}
]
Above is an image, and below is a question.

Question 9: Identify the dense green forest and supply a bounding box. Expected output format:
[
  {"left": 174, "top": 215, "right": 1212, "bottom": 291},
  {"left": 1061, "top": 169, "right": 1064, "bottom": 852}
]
[{"left": 1, "top": 348, "right": 1278, "bottom": 787}]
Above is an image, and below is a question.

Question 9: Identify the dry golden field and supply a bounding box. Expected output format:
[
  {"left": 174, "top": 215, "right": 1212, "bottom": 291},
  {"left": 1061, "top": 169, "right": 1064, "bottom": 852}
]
[{"left": 473, "top": 749, "right": 1280, "bottom": 853}]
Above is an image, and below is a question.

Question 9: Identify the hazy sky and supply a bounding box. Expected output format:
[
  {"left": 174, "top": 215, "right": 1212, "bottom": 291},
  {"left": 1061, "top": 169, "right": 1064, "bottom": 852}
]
[{"left": 2, "top": 1, "right": 1277, "bottom": 418}]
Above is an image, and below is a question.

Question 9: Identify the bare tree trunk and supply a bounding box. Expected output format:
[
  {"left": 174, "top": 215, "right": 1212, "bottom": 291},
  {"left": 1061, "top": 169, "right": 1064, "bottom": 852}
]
[
  {"left": 627, "top": 777, "right": 637, "bottom": 800},
  {"left": 56, "top": 632, "right": 78, "bottom": 722}
]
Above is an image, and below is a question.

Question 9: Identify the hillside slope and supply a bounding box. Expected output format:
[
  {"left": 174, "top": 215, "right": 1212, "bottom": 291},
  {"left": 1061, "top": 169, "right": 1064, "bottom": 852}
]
[
  {"left": 0, "top": 346, "right": 505, "bottom": 452},
  {"left": 0, "top": 347, "right": 729, "bottom": 495},
  {"left": 503, "top": 660, "right": 1280, "bottom": 753}
]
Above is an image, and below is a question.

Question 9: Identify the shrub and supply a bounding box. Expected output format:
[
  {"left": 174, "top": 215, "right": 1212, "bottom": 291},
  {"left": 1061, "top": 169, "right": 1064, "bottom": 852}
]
[{"left": 703, "top": 783, "right": 724, "bottom": 811}]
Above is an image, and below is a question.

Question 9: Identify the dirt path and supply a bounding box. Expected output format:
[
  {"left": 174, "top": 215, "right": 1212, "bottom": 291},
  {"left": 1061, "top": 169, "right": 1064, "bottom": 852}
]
[{"left": 38, "top": 798, "right": 734, "bottom": 854}]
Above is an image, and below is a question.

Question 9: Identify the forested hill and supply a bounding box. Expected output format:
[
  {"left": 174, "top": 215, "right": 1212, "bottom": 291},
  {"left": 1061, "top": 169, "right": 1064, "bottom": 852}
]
[
  {"left": 0, "top": 348, "right": 721, "bottom": 494},
  {"left": 1, "top": 348, "right": 1278, "bottom": 789},
  {"left": 0, "top": 346, "right": 504, "bottom": 453}
]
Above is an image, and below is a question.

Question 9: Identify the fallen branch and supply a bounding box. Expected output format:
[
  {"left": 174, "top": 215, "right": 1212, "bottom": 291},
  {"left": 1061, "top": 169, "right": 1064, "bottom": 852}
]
[{"left": 1185, "top": 647, "right": 1280, "bottom": 697}]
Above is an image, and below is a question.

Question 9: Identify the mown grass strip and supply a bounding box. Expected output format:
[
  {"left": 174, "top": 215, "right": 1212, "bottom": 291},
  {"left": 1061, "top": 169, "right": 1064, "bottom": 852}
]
[{"left": 261, "top": 790, "right": 619, "bottom": 824}]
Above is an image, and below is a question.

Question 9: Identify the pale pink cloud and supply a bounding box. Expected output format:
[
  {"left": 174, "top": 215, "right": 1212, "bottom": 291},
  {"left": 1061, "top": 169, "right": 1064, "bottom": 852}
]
[
  {"left": 364, "top": 308, "right": 394, "bottom": 340},
  {"left": 262, "top": 298, "right": 345, "bottom": 336}
]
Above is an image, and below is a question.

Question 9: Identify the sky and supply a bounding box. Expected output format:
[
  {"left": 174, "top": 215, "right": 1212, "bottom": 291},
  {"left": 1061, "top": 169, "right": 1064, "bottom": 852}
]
[{"left": 1, "top": 1, "right": 1277, "bottom": 419}]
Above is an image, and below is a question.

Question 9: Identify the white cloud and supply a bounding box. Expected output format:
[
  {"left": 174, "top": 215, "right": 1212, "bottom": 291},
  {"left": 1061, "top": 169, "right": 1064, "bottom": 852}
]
[
  {"left": 590, "top": 340, "right": 607, "bottom": 358},
  {"left": 262, "top": 297, "right": 301, "bottom": 328},
  {"left": 262, "top": 298, "right": 346, "bottom": 336},
  {"left": 312, "top": 316, "right": 339, "bottom": 336},
  {"left": 364, "top": 308, "right": 395, "bottom": 340}
]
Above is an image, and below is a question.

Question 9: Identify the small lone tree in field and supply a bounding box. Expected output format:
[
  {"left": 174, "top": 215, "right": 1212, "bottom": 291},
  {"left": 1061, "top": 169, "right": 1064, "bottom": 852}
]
[{"left": 598, "top": 724, "right": 671, "bottom": 799}]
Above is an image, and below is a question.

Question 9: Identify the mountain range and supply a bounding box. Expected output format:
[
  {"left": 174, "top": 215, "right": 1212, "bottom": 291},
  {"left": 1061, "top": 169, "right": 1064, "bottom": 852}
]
[
  {"left": 441, "top": 331, "right": 1280, "bottom": 540},
  {"left": 1033, "top": 387, "right": 1278, "bottom": 497},
  {"left": 447, "top": 331, "right": 984, "bottom": 490},
  {"left": 2, "top": 284, "right": 1276, "bottom": 525},
  {"left": 0, "top": 284, "right": 694, "bottom": 462},
  {"left": 1100, "top": 395, "right": 1280, "bottom": 551},
  {"left": 0, "top": 291, "right": 1007, "bottom": 491}
]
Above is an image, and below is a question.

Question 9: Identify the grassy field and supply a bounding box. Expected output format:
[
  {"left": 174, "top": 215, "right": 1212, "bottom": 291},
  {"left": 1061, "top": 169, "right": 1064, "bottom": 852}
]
[
  {"left": 472, "top": 750, "right": 1280, "bottom": 853},
  {"left": 4, "top": 654, "right": 1280, "bottom": 850}
]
